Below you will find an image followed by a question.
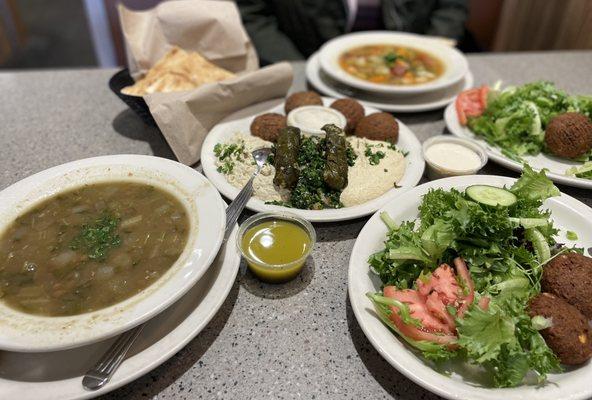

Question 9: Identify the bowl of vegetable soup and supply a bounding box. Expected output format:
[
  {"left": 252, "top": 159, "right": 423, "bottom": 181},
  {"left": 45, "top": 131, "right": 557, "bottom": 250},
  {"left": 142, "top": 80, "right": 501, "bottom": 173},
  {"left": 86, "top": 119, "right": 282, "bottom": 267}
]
[
  {"left": 0, "top": 155, "right": 226, "bottom": 352},
  {"left": 319, "top": 31, "right": 468, "bottom": 95}
]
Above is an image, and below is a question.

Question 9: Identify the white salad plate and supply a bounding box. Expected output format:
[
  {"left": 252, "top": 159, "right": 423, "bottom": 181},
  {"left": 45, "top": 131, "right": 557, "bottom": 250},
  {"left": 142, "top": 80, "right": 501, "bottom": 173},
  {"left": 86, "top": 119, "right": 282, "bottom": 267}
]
[
  {"left": 0, "top": 225, "right": 240, "bottom": 400},
  {"left": 445, "top": 102, "right": 592, "bottom": 189},
  {"left": 307, "top": 51, "right": 473, "bottom": 113},
  {"left": 0, "top": 155, "right": 226, "bottom": 352},
  {"left": 318, "top": 31, "right": 469, "bottom": 95},
  {"left": 348, "top": 175, "right": 592, "bottom": 400},
  {"left": 201, "top": 97, "right": 425, "bottom": 223}
]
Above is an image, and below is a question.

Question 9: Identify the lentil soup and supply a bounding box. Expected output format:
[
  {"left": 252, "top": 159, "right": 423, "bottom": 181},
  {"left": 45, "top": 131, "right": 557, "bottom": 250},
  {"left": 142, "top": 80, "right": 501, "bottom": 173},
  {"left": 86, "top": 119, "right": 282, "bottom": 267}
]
[{"left": 0, "top": 182, "right": 189, "bottom": 317}]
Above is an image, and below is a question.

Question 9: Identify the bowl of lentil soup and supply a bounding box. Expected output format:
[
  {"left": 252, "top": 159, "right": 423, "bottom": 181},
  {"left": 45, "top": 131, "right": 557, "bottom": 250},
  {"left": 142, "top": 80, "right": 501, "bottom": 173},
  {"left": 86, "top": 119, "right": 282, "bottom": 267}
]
[{"left": 0, "top": 155, "right": 225, "bottom": 352}]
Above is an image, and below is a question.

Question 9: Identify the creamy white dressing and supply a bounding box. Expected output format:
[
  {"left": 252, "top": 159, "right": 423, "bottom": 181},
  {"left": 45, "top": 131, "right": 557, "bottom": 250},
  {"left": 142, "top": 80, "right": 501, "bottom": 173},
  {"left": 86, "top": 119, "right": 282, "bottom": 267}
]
[
  {"left": 425, "top": 142, "right": 482, "bottom": 172},
  {"left": 287, "top": 106, "right": 346, "bottom": 134}
]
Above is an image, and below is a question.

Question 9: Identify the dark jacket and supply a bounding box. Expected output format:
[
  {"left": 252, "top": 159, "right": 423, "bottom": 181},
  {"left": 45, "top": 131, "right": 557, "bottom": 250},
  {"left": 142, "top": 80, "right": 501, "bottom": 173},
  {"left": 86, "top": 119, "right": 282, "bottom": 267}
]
[{"left": 236, "top": 0, "right": 468, "bottom": 64}]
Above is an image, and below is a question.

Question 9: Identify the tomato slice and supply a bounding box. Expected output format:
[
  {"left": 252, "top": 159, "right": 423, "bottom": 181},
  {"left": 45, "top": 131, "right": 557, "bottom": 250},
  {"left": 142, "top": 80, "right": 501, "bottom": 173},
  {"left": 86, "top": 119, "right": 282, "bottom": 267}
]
[
  {"left": 453, "top": 257, "right": 475, "bottom": 318},
  {"left": 381, "top": 258, "right": 478, "bottom": 348},
  {"left": 478, "top": 296, "right": 490, "bottom": 310},
  {"left": 455, "top": 95, "right": 468, "bottom": 126},
  {"left": 455, "top": 86, "right": 489, "bottom": 126},
  {"left": 386, "top": 288, "right": 455, "bottom": 334},
  {"left": 388, "top": 304, "right": 458, "bottom": 348},
  {"left": 383, "top": 286, "right": 458, "bottom": 347},
  {"left": 479, "top": 85, "right": 490, "bottom": 109}
]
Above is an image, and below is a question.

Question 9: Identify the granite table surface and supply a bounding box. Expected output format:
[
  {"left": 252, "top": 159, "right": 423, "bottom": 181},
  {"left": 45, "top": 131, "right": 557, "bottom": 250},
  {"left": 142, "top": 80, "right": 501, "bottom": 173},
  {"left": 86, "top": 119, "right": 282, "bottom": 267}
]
[{"left": 1, "top": 51, "right": 592, "bottom": 400}]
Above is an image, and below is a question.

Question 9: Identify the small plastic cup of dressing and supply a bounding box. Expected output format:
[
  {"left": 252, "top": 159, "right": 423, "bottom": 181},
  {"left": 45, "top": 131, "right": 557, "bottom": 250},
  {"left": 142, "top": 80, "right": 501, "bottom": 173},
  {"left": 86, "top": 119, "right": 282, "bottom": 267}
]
[
  {"left": 237, "top": 212, "right": 316, "bottom": 283},
  {"left": 422, "top": 136, "right": 488, "bottom": 180}
]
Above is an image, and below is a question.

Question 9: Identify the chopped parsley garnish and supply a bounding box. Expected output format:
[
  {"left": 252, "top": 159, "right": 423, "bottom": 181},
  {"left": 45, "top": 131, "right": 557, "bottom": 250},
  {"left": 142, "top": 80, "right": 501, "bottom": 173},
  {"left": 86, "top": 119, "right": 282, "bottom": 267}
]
[
  {"left": 384, "top": 52, "right": 398, "bottom": 67},
  {"left": 365, "top": 144, "right": 386, "bottom": 166},
  {"left": 214, "top": 142, "right": 246, "bottom": 174},
  {"left": 217, "top": 161, "right": 234, "bottom": 174},
  {"left": 388, "top": 142, "right": 409, "bottom": 157},
  {"left": 346, "top": 144, "right": 357, "bottom": 166},
  {"left": 70, "top": 213, "right": 121, "bottom": 260}
]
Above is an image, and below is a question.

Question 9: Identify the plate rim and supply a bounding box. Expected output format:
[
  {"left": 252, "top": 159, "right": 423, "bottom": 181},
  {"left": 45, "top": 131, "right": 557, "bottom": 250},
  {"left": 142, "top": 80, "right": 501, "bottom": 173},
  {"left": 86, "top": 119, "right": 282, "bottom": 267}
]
[
  {"left": 444, "top": 102, "right": 592, "bottom": 189},
  {"left": 201, "top": 97, "right": 425, "bottom": 222},
  {"left": 306, "top": 51, "right": 474, "bottom": 112},
  {"left": 348, "top": 174, "right": 592, "bottom": 400},
  {"left": 0, "top": 225, "right": 241, "bottom": 400},
  {"left": 317, "top": 31, "right": 469, "bottom": 95}
]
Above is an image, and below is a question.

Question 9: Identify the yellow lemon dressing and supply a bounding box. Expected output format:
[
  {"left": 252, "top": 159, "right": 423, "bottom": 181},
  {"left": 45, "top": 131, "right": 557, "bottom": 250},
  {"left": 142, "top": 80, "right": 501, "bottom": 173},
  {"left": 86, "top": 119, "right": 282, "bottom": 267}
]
[{"left": 240, "top": 220, "right": 312, "bottom": 282}]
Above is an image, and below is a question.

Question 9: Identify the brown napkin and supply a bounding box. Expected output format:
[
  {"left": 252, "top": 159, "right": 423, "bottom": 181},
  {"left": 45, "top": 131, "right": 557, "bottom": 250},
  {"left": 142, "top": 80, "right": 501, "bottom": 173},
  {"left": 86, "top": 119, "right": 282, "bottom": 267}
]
[{"left": 118, "top": 0, "right": 293, "bottom": 165}]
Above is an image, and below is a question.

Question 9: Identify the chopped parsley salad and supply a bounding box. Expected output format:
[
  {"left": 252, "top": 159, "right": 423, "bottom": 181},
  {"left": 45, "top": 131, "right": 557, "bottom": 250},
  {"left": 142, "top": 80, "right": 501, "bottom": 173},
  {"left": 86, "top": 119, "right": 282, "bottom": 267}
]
[
  {"left": 455, "top": 81, "right": 592, "bottom": 179},
  {"left": 367, "top": 166, "right": 578, "bottom": 387}
]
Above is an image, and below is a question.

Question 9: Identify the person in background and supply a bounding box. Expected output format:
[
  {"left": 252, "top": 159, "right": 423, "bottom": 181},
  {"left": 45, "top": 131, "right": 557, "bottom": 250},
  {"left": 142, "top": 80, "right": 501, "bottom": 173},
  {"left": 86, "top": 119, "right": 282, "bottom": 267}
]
[{"left": 236, "top": 0, "right": 469, "bottom": 65}]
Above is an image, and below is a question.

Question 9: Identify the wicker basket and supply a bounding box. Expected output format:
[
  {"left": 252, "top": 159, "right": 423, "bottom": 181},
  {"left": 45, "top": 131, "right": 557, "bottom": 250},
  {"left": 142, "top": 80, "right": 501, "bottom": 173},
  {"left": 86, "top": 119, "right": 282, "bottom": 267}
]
[{"left": 108, "top": 69, "right": 157, "bottom": 127}]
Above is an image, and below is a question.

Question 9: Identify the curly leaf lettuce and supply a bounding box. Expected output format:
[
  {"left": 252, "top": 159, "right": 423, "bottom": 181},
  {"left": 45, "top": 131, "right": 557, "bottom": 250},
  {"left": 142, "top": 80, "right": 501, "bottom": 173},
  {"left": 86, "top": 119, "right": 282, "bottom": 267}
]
[
  {"left": 467, "top": 81, "right": 592, "bottom": 164},
  {"left": 457, "top": 298, "right": 561, "bottom": 387},
  {"left": 456, "top": 305, "right": 516, "bottom": 363},
  {"left": 509, "top": 164, "right": 560, "bottom": 201}
]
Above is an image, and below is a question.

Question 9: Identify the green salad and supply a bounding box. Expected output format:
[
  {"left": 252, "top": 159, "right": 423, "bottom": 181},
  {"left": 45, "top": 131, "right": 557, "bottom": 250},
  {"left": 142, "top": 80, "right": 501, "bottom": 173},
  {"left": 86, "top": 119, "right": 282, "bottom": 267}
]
[
  {"left": 367, "top": 166, "right": 579, "bottom": 387},
  {"left": 467, "top": 81, "right": 592, "bottom": 164}
]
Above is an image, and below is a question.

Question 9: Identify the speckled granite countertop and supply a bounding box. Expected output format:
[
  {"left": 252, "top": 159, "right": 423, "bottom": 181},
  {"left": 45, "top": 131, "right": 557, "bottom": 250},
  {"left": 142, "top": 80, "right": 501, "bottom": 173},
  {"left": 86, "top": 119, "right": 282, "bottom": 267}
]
[{"left": 1, "top": 51, "right": 592, "bottom": 400}]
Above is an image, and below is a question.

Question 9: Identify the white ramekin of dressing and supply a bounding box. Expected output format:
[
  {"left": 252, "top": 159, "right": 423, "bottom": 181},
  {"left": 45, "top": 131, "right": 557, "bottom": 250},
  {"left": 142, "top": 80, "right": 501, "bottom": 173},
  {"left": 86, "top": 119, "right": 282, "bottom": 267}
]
[
  {"left": 422, "top": 136, "right": 488, "bottom": 180},
  {"left": 287, "top": 105, "right": 347, "bottom": 135}
]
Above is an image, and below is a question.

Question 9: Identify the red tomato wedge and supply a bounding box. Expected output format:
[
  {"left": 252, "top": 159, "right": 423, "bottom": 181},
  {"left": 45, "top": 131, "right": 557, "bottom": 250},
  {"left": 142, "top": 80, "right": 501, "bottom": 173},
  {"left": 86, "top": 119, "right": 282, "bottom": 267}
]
[
  {"left": 479, "top": 85, "right": 490, "bottom": 108},
  {"left": 417, "top": 263, "right": 460, "bottom": 305},
  {"left": 386, "top": 288, "right": 455, "bottom": 334},
  {"left": 453, "top": 257, "right": 475, "bottom": 317},
  {"left": 478, "top": 296, "right": 490, "bottom": 311},
  {"left": 382, "top": 257, "right": 478, "bottom": 348},
  {"left": 455, "top": 86, "right": 489, "bottom": 126}
]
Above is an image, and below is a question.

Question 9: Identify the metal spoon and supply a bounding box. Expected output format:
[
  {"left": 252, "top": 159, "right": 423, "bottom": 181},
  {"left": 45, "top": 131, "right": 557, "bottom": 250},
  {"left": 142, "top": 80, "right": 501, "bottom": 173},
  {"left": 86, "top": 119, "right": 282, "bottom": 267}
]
[
  {"left": 82, "top": 147, "right": 271, "bottom": 391},
  {"left": 224, "top": 147, "right": 272, "bottom": 237}
]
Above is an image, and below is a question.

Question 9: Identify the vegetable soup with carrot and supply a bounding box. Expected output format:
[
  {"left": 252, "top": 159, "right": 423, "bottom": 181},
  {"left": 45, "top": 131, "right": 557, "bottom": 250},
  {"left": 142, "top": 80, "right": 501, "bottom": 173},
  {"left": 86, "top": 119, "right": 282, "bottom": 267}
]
[{"left": 339, "top": 45, "right": 444, "bottom": 85}]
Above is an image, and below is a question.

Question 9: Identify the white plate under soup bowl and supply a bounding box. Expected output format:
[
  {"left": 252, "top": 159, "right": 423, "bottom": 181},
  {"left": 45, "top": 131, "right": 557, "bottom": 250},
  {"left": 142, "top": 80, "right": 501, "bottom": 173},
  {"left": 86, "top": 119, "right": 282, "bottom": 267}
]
[
  {"left": 319, "top": 31, "right": 469, "bottom": 95},
  {"left": 0, "top": 155, "right": 226, "bottom": 352}
]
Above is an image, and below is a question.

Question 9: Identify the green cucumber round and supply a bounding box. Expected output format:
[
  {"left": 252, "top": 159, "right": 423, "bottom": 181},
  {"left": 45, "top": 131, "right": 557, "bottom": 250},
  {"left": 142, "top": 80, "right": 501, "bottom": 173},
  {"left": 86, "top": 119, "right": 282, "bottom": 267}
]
[{"left": 466, "top": 185, "right": 517, "bottom": 207}]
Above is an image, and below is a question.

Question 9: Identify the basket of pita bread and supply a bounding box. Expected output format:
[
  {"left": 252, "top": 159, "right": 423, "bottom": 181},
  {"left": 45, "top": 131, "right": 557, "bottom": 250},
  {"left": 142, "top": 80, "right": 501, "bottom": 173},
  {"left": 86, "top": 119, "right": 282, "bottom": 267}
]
[
  {"left": 109, "top": 46, "right": 236, "bottom": 126},
  {"left": 109, "top": 0, "right": 293, "bottom": 165}
]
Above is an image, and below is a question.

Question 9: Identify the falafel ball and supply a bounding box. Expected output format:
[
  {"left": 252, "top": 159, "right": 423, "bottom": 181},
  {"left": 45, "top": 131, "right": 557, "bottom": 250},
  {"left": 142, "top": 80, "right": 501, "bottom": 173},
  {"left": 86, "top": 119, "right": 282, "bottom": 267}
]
[
  {"left": 250, "top": 113, "right": 287, "bottom": 142},
  {"left": 354, "top": 112, "right": 399, "bottom": 143},
  {"left": 542, "top": 252, "right": 592, "bottom": 318},
  {"left": 284, "top": 91, "right": 323, "bottom": 114},
  {"left": 528, "top": 292, "right": 592, "bottom": 365},
  {"left": 330, "top": 98, "right": 364, "bottom": 134},
  {"left": 545, "top": 112, "right": 592, "bottom": 159}
]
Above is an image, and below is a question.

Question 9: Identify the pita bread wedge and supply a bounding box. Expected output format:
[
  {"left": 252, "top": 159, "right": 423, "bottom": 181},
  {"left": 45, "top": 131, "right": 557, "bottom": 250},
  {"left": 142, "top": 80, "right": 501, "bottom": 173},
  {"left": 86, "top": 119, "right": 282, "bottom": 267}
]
[{"left": 122, "top": 46, "right": 235, "bottom": 96}]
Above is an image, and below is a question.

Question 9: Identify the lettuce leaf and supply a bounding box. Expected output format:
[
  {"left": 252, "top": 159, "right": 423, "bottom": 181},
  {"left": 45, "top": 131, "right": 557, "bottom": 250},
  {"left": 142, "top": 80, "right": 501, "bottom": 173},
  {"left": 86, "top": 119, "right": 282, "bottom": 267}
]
[
  {"left": 510, "top": 164, "right": 560, "bottom": 201},
  {"left": 456, "top": 298, "right": 561, "bottom": 387},
  {"left": 456, "top": 305, "right": 517, "bottom": 363}
]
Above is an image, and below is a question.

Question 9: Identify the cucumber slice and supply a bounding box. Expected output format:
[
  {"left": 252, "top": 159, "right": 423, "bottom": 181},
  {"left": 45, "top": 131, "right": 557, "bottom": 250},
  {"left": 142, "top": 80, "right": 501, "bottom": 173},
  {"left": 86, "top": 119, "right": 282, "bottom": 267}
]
[
  {"left": 525, "top": 228, "right": 551, "bottom": 264},
  {"left": 466, "top": 185, "right": 517, "bottom": 207}
]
